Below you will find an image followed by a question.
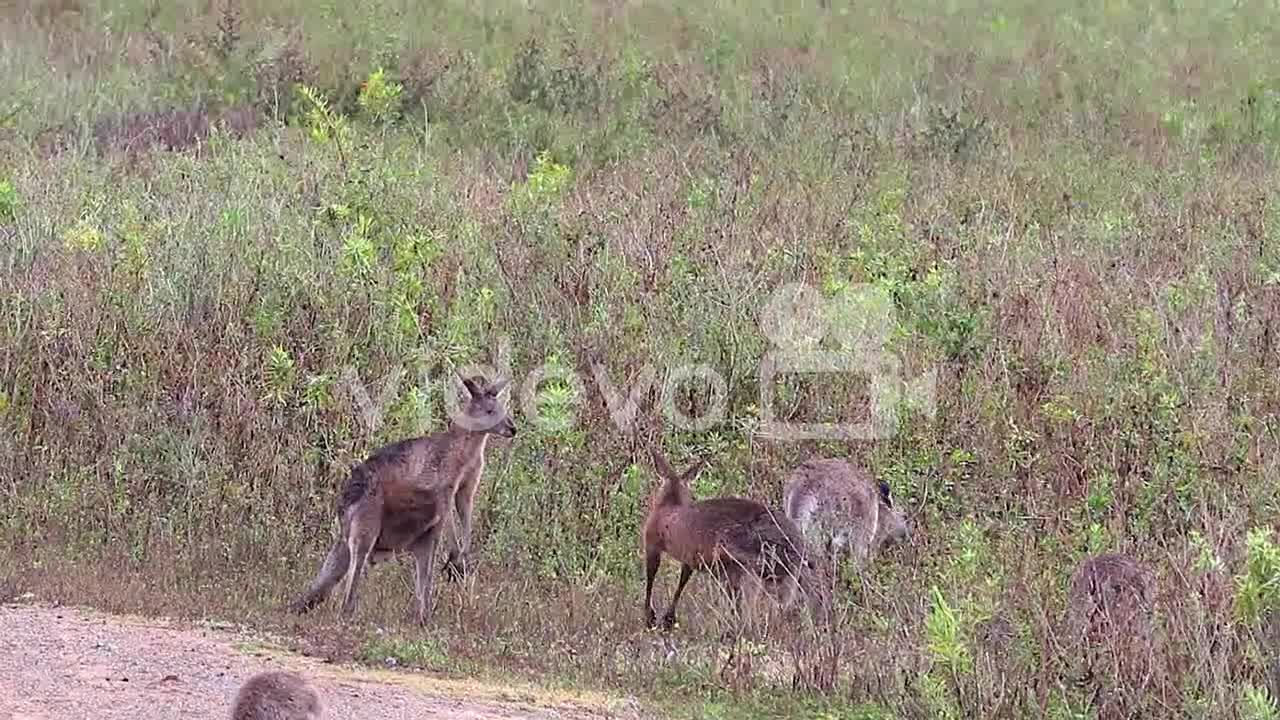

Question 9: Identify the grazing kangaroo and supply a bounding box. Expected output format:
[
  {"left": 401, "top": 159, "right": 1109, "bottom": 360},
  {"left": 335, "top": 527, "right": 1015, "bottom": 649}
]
[
  {"left": 231, "top": 671, "right": 323, "bottom": 720},
  {"left": 1064, "top": 552, "right": 1159, "bottom": 719},
  {"left": 1065, "top": 552, "right": 1155, "bottom": 645},
  {"left": 290, "top": 374, "right": 515, "bottom": 625},
  {"left": 642, "top": 447, "right": 826, "bottom": 632},
  {"left": 782, "top": 458, "right": 909, "bottom": 576}
]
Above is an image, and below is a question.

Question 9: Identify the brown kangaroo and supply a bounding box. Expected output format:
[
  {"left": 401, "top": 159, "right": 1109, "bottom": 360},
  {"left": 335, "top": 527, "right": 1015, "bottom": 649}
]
[
  {"left": 290, "top": 374, "right": 515, "bottom": 625},
  {"left": 231, "top": 671, "right": 323, "bottom": 720},
  {"left": 642, "top": 447, "right": 826, "bottom": 632},
  {"left": 1064, "top": 552, "right": 1159, "bottom": 719},
  {"left": 1065, "top": 552, "right": 1156, "bottom": 646},
  {"left": 782, "top": 458, "right": 909, "bottom": 577}
]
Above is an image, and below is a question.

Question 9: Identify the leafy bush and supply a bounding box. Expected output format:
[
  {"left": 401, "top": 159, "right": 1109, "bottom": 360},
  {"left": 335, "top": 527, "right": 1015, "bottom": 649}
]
[
  {"left": 0, "top": 179, "right": 17, "bottom": 223},
  {"left": 1238, "top": 529, "right": 1280, "bottom": 624},
  {"left": 358, "top": 67, "right": 403, "bottom": 125}
]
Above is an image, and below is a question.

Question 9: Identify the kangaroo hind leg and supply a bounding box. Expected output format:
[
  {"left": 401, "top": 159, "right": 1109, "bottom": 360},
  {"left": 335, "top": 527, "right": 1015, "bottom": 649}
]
[{"left": 339, "top": 512, "right": 378, "bottom": 618}]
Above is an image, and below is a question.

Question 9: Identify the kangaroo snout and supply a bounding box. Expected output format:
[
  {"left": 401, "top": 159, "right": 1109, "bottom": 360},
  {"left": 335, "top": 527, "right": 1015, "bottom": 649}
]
[
  {"left": 886, "top": 516, "right": 911, "bottom": 546},
  {"left": 498, "top": 417, "right": 517, "bottom": 438}
]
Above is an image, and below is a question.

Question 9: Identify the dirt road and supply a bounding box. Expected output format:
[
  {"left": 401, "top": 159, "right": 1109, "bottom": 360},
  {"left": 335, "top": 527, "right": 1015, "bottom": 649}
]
[{"left": 0, "top": 602, "right": 642, "bottom": 720}]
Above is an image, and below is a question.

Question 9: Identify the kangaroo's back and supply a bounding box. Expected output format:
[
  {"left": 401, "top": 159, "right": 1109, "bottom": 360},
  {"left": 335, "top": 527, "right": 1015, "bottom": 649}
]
[
  {"left": 1067, "top": 552, "right": 1155, "bottom": 638},
  {"left": 668, "top": 497, "right": 805, "bottom": 573},
  {"left": 783, "top": 459, "right": 877, "bottom": 534},
  {"left": 231, "top": 671, "right": 323, "bottom": 720},
  {"left": 337, "top": 436, "right": 433, "bottom": 512},
  {"left": 1063, "top": 552, "right": 1160, "bottom": 711},
  {"left": 643, "top": 447, "right": 829, "bottom": 631}
]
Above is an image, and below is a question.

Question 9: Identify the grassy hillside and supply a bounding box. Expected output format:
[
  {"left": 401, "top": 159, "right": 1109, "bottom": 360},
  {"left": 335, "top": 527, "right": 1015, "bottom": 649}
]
[{"left": 2, "top": 0, "right": 1280, "bottom": 717}]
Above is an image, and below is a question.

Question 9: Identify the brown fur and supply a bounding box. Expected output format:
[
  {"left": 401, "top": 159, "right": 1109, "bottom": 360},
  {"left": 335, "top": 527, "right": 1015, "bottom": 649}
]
[
  {"left": 290, "top": 375, "right": 515, "bottom": 625},
  {"left": 642, "top": 447, "right": 826, "bottom": 632},
  {"left": 1064, "top": 552, "right": 1159, "bottom": 718},
  {"left": 231, "top": 671, "right": 323, "bottom": 720},
  {"left": 782, "top": 458, "right": 909, "bottom": 576},
  {"left": 1066, "top": 552, "right": 1156, "bottom": 646}
]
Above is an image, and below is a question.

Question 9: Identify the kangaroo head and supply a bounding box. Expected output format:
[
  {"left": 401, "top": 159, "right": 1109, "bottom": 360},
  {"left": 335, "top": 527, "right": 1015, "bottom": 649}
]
[
  {"left": 874, "top": 480, "right": 910, "bottom": 549},
  {"left": 454, "top": 374, "right": 516, "bottom": 438},
  {"left": 649, "top": 446, "right": 704, "bottom": 506}
]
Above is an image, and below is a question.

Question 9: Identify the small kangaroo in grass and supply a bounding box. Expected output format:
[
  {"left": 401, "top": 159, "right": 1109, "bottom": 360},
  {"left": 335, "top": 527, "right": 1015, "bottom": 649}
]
[
  {"left": 1064, "top": 552, "right": 1160, "bottom": 717},
  {"left": 231, "top": 671, "right": 323, "bottom": 720},
  {"left": 1065, "top": 552, "right": 1156, "bottom": 647},
  {"left": 782, "top": 458, "right": 909, "bottom": 578},
  {"left": 642, "top": 447, "right": 827, "bottom": 633},
  {"left": 290, "top": 374, "right": 515, "bottom": 625}
]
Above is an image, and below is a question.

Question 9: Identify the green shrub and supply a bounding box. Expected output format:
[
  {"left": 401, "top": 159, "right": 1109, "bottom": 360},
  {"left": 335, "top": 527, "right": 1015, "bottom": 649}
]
[{"left": 0, "top": 179, "right": 17, "bottom": 223}]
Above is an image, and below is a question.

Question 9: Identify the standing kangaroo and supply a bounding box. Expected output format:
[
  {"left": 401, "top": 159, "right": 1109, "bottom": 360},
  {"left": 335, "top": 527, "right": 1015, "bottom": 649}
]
[
  {"left": 642, "top": 447, "right": 826, "bottom": 632},
  {"left": 782, "top": 458, "right": 909, "bottom": 577},
  {"left": 231, "top": 671, "right": 323, "bottom": 720},
  {"left": 290, "top": 374, "right": 515, "bottom": 625}
]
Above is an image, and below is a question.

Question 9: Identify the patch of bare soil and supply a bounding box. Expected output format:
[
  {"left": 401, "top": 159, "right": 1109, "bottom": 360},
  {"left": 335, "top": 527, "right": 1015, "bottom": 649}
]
[{"left": 0, "top": 601, "right": 645, "bottom": 720}]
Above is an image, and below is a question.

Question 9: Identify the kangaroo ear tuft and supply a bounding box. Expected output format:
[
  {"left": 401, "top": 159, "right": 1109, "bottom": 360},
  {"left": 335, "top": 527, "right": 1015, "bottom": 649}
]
[
  {"left": 878, "top": 481, "right": 893, "bottom": 506},
  {"left": 488, "top": 377, "right": 510, "bottom": 397},
  {"left": 649, "top": 446, "right": 677, "bottom": 480}
]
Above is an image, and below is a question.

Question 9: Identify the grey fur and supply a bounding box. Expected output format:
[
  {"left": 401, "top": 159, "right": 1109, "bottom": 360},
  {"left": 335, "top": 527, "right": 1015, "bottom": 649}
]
[
  {"left": 1065, "top": 552, "right": 1155, "bottom": 644},
  {"left": 231, "top": 671, "right": 323, "bottom": 720},
  {"left": 782, "top": 458, "right": 909, "bottom": 576},
  {"left": 290, "top": 374, "right": 515, "bottom": 625}
]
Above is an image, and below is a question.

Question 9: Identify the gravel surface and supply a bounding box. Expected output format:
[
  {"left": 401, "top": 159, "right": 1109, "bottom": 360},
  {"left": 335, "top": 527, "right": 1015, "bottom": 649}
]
[{"left": 0, "top": 602, "right": 635, "bottom": 720}]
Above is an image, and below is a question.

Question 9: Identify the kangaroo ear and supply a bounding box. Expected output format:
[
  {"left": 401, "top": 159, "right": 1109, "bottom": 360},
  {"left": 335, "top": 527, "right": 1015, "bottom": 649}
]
[
  {"left": 488, "top": 377, "right": 510, "bottom": 397},
  {"left": 681, "top": 457, "right": 708, "bottom": 482},
  {"left": 649, "top": 446, "right": 677, "bottom": 480},
  {"left": 460, "top": 374, "right": 483, "bottom": 399}
]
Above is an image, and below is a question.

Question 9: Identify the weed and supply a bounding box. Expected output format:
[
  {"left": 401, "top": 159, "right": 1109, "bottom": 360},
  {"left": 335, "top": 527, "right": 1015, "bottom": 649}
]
[
  {"left": 1243, "top": 685, "right": 1280, "bottom": 720},
  {"left": 358, "top": 67, "right": 403, "bottom": 126},
  {"left": 0, "top": 179, "right": 17, "bottom": 223},
  {"left": 298, "top": 83, "right": 352, "bottom": 172},
  {"left": 357, "top": 633, "right": 451, "bottom": 670},
  {"left": 1237, "top": 528, "right": 1280, "bottom": 624}
]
